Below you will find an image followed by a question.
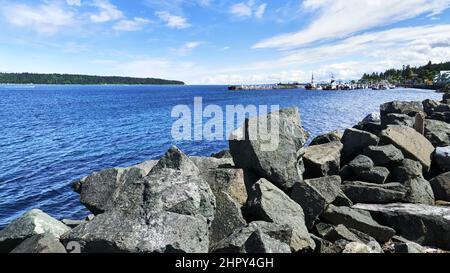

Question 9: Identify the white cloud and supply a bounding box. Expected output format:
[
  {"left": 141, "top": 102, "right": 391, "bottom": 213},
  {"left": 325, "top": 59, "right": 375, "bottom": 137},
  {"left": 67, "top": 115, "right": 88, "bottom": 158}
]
[
  {"left": 254, "top": 0, "right": 450, "bottom": 49},
  {"left": 66, "top": 0, "right": 82, "bottom": 6},
  {"left": 230, "top": 1, "right": 267, "bottom": 19},
  {"left": 1, "top": 3, "right": 75, "bottom": 35},
  {"left": 171, "top": 41, "right": 205, "bottom": 56},
  {"left": 113, "top": 18, "right": 151, "bottom": 31},
  {"left": 156, "top": 11, "right": 191, "bottom": 29},
  {"left": 90, "top": 0, "right": 123, "bottom": 23}
]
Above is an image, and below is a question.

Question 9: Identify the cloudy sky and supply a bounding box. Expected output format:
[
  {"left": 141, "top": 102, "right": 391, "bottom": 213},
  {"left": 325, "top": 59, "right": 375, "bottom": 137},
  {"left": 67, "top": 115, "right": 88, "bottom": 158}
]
[{"left": 0, "top": 0, "right": 449, "bottom": 84}]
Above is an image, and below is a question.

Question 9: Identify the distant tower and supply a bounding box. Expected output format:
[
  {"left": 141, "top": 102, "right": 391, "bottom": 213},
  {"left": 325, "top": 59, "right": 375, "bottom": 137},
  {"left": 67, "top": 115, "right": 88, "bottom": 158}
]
[{"left": 311, "top": 73, "right": 315, "bottom": 84}]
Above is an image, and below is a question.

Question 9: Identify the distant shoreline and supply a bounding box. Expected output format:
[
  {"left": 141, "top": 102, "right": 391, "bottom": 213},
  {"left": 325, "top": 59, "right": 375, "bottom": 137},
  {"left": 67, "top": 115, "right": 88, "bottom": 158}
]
[{"left": 0, "top": 72, "right": 185, "bottom": 86}]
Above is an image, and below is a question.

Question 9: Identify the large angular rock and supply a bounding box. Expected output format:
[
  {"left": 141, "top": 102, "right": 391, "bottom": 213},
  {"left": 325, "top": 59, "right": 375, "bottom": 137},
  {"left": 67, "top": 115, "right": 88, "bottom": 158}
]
[
  {"left": 212, "top": 221, "right": 292, "bottom": 253},
  {"left": 391, "top": 159, "right": 423, "bottom": 182},
  {"left": 62, "top": 146, "right": 216, "bottom": 253},
  {"left": 353, "top": 122, "right": 382, "bottom": 137},
  {"left": 380, "top": 101, "right": 423, "bottom": 117},
  {"left": 356, "top": 167, "right": 390, "bottom": 184},
  {"left": 381, "top": 114, "right": 415, "bottom": 128},
  {"left": 341, "top": 128, "right": 379, "bottom": 163},
  {"left": 430, "top": 112, "right": 450, "bottom": 123},
  {"left": 363, "top": 145, "right": 404, "bottom": 167},
  {"left": 211, "top": 150, "right": 232, "bottom": 159},
  {"left": 11, "top": 234, "right": 67, "bottom": 253},
  {"left": 245, "top": 179, "right": 315, "bottom": 252},
  {"left": 424, "top": 119, "right": 450, "bottom": 147},
  {"left": 403, "top": 177, "right": 435, "bottom": 205},
  {"left": 354, "top": 203, "right": 450, "bottom": 250},
  {"left": 434, "top": 146, "right": 450, "bottom": 172},
  {"left": 229, "top": 108, "right": 309, "bottom": 191},
  {"left": 190, "top": 156, "right": 234, "bottom": 171},
  {"left": 197, "top": 167, "right": 248, "bottom": 246},
  {"left": 303, "top": 142, "right": 343, "bottom": 178},
  {"left": 423, "top": 99, "right": 440, "bottom": 116},
  {"left": 380, "top": 125, "right": 434, "bottom": 171},
  {"left": 341, "top": 181, "right": 407, "bottom": 204},
  {"left": 290, "top": 176, "right": 342, "bottom": 229},
  {"left": 349, "top": 155, "right": 389, "bottom": 184},
  {"left": 321, "top": 205, "right": 395, "bottom": 243},
  {"left": 73, "top": 166, "right": 151, "bottom": 215},
  {"left": 310, "top": 131, "right": 342, "bottom": 146},
  {"left": 430, "top": 172, "right": 450, "bottom": 201},
  {"left": 0, "top": 209, "right": 70, "bottom": 253}
]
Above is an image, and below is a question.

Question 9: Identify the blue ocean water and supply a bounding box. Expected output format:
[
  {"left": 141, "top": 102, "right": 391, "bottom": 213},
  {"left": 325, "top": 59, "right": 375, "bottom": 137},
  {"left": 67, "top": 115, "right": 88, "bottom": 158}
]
[{"left": 0, "top": 85, "right": 441, "bottom": 228}]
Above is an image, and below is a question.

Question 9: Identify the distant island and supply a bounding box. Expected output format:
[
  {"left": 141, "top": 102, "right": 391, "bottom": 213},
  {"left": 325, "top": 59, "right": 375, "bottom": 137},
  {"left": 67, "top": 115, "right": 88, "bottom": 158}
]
[{"left": 0, "top": 72, "right": 184, "bottom": 85}]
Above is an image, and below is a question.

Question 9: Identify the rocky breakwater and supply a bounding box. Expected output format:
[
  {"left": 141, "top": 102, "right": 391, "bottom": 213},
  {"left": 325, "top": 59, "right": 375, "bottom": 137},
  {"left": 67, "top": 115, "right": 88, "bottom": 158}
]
[{"left": 1, "top": 96, "right": 450, "bottom": 253}]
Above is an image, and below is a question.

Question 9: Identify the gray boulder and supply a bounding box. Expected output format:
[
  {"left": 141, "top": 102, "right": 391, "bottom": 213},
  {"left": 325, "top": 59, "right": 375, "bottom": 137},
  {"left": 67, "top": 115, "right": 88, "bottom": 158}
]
[
  {"left": 430, "top": 112, "right": 450, "bottom": 123},
  {"left": 245, "top": 179, "right": 315, "bottom": 252},
  {"left": 341, "top": 181, "right": 407, "bottom": 204},
  {"left": 424, "top": 119, "right": 450, "bottom": 147},
  {"left": 381, "top": 125, "right": 434, "bottom": 171},
  {"left": 0, "top": 209, "right": 70, "bottom": 253},
  {"left": 11, "top": 234, "right": 67, "bottom": 253},
  {"left": 429, "top": 172, "right": 450, "bottom": 201},
  {"left": 322, "top": 205, "right": 395, "bottom": 243},
  {"left": 391, "top": 159, "right": 423, "bottom": 182},
  {"left": 363, "top": 145, "right": 404, "bottom": 167},
  {"left": 343, "top": 242, "right": 380, "bottom": 253},
  {"left": 229, "top": 108, "right": 309, "bottom": 191},
  {"left": 403, "top": 177, "right": 435, "bottom": 205},
  {"left": 341, "top": 128, "right": 379, "bottom": 163},
  {"left": 394, "top": 242, "right": 427, "bottom": 253},
  {"left": 380, "top": 101, "right": 423, "bottom": 117},
  {"left": 190, "top": 156, "right": 234, "bottom": 171},
  {"left": 434, "top": 146, "right": 450, "bottom": 172},
  {"left": 381, "top": 113, "right": 415, "bottom": 128},
  {"left": 423, "top": 99, "right": 440, "bottom": 116},
  {"left": 62, "top": 146, "right": 216, "bottom": 253},
  {"left": 356, "top": 167, "right": 390, "bottom": 184},
  {"left": 303, "top": 142, "right": 343, "bottom": 178},
  {"left": 354, "top": 203, "right": 450, "bottom": 250},
  {"left": 310, "top": 131, "right": 342, "bottom": 146},
  {"left": 349, "top": 155, "right": 390, "bottom": 184},
  {"left": 349, "top": 155, "right": 374, "bottom": 173},
  {"left": 61, "top": 219, "right": 88, "bottom": 229},
  {"left": 353, "top": 122, "right": 382, "bottom": 137},
  {"left": 212, "top": 221, "right": 292, "bottom": 253},
  {"left": 290, "top": 176, "right": 342, "bottom": 229}
]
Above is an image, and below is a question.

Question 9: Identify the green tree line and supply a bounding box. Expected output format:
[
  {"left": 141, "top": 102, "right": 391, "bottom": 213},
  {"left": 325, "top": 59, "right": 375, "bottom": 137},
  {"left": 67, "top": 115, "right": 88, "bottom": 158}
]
[
  {"left": 361, "top": 61, "right": 450, "bottom": 84},
  {"left": 0, "top": 73, "right": 185, "bottom": 85}
]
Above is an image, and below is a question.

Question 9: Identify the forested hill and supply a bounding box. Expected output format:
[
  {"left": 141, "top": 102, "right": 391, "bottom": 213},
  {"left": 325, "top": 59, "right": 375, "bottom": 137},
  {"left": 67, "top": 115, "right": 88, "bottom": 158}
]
[
  {"left": 0, "top": 73, "right": 185, "bottom": 85},
  {"left": 360, "top": 61, "right": 450, "bottom": 83}
]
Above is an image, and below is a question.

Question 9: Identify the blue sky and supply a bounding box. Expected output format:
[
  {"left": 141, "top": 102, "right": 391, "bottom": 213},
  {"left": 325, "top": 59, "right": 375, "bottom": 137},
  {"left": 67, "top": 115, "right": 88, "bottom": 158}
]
[{"left": 0, "top": 0, "right": 449, "bottom": 84}]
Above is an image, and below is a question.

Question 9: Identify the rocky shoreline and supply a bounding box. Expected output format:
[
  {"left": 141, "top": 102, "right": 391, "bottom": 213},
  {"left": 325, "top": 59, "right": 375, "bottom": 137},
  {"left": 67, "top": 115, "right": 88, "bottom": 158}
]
[{"left": 1, "top": 94, "right": 450, "bottom": 254}]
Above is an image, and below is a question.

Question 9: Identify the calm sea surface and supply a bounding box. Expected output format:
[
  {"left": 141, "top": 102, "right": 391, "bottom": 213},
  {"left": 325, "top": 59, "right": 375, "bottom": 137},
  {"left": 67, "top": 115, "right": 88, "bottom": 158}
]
[{"left": 0, "top": 85, "right": 441, "bottom": 227}]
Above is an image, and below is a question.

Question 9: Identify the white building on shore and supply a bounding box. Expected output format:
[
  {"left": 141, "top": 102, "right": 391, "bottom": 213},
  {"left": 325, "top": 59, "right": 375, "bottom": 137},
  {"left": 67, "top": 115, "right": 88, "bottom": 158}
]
[{"left": 435, "top": 71, "right": 450, "bottom": 84}]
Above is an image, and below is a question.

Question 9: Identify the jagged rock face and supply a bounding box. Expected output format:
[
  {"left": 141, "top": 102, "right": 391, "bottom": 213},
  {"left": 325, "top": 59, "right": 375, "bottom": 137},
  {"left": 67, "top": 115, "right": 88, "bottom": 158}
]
[
  {"left": 321, "top": 205, "right": 395, "bottom": 243},
  {"left": 11, "top": 234, "right": 67, "bottom": 253},
  {"left": 341, "top": 182, "right": 407, "bottom": 204},
  {"left": 380, "top": 125, "right": 434, "bottom": 171},
  {"left": 310, "top": 131, "right": 342, "bottom": 146},
  {"left": 354, "top": 203, "right": 450, "bottom": 250},
  {"left": 303, "top": 142, "right": 343, "bottom": 178},
  {"left": 245, "top": 179, "right": 315, "bottom": 252},
  {"left": 198, "top": 167, "right": 248, "bottom": 247},
  {"left": 363, "top": 145, "right": 404, "bottom": 167},
  {"left": 434, "top": 147, "right": 450, "bottom": 172},
  {"left": 0, "top": 209, "right": 70, "bottom": 253},
  {"left": 380, "top": 101, "right": 424, "bottom": 117},
  {"left": 290, "top": 176, "right": 342, "bottom": 229},
  {"left": 230, "top": 108, "right": 308, "bottom": 192},
  {"left": 430, "top": 172, "right": 450, "bottom": 202},
  {"left": 341, "top": 128, "right": 379, "bottom": 163},
  {"left": 62, "top": 146, "right": 216, "bottom": 253},
  {"left": 212, "top": 221, "right": 292, "bottom": 253},
  {"left": 424, "top": 119, "right": 450, "bottom": 147}
]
